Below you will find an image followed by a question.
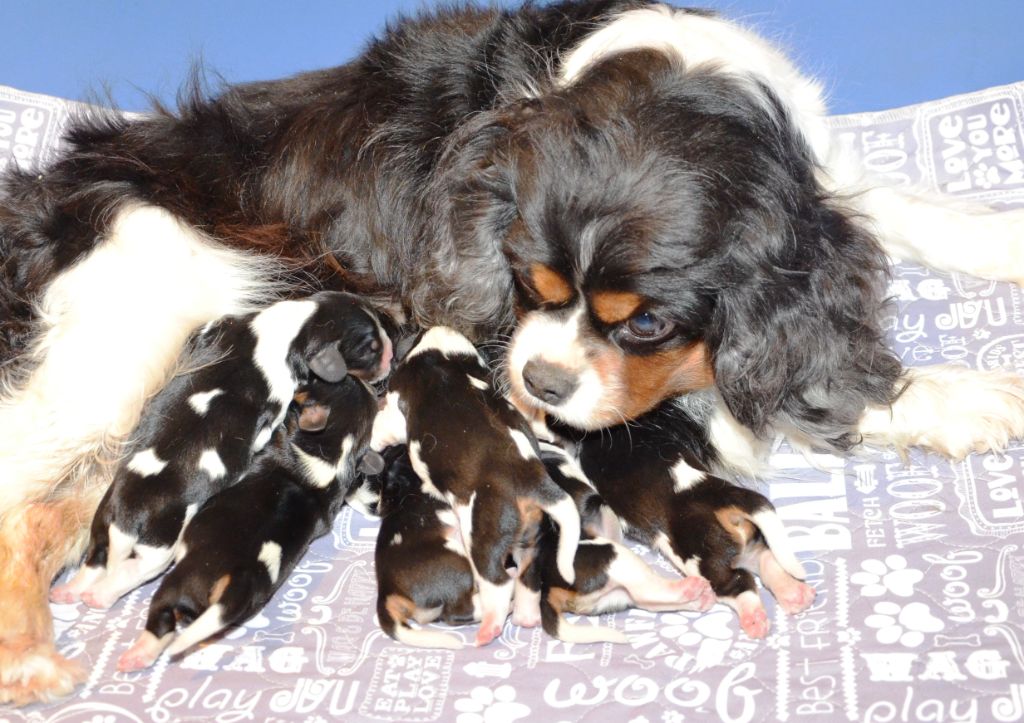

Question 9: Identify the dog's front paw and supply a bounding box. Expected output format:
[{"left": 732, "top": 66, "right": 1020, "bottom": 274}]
[
  {"left": 860, "top": 365, "right": 1024, "bottom": 458},
  {"left": 0, "top": 636, "right": 84, "bottom": 706}
]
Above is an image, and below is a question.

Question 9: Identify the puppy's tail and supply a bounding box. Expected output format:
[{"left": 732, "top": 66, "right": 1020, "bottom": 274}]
[
  {"left": 378, "top": 593, "right": 463, "bottom": 650},
  {"left": 749, "top": 507, "right": 806, "bottom": 580},
  {"left": 540, "top": 588, "right": 628, "bottom": 645},
  {"left": 540, "top": 492, "right": 581, "bottom": 585}
]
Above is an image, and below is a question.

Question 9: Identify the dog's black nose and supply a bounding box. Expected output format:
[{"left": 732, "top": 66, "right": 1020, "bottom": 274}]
[{"left": 522, "top": 359, "right": 579, "bottom": 406}]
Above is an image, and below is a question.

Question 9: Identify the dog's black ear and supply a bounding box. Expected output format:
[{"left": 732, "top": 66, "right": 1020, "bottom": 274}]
[
  {"left": 309, "top": 343, "right": 348, "bottom": 382},
  {"left": 357, "top": 450, "right": 386, "bottom": 476},
  {"left": 707, "top": 201, "right": 903, "bottom": 451}
]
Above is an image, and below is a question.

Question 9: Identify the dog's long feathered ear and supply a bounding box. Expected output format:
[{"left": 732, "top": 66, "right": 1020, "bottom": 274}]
[
  {"left": 707, "top": 200, "right": 904, "bottom": 451},
  {"left": 416, "top": 100, "right": 544, "bottom": 336}
]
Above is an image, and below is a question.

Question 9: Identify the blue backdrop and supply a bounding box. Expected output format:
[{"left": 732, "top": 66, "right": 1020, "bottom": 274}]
[{"left": 1, "top": 1, "right": 1021, "bottom": 115}]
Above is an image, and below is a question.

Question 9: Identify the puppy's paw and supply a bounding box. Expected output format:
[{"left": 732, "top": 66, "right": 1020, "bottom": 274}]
[
  {"left": 80, "top": 588, "right": 116, "bottom": 610},
  {"left": 0, "top": 636, "right": 84, "bottom": 706},
  {"left": 474, "top": 617, "right": 504, "bottom": 647},
  {"left": 117, "top": 632, "right": 164, "bottom": 672},
  {"left": 49, "top": 583, "right": 82, "bottom": 605},
  {"left": 774, "top": 579, "right": 816, "bottom": 615},
  {"left": 733, "top": 590, "right": 770, "bottom": 639},
  {"left": 675, "top": 575, "right": 716, "bottom": 612}
]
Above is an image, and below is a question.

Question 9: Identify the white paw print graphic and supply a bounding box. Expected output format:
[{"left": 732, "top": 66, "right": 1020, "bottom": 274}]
[
  {"left": 454, "top": 685, "right": 530, "bottom": 723},
  {"left": 865, "top": 601, "right": 944, "bottom": 648},
  {"left": 660, "top": 609, "right": 734, "bottom": 645},
  {"left": 851, "top": 554, "right": 923, "bottom": 597}
]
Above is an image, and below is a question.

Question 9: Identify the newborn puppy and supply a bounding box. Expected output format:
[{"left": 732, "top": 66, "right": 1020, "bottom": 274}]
[
  {"left": 52, "top": 291, "right": 391, "bottom": 609},
  {"left": 573, "top": 403, "right": 815, "bottom": 639},
  {"left": 514, "top": 442, "right": 716, "bottom": 644},
  {"left": 117, "top": 375, "right": 381, "bottom": 670},
  {"left": 375, "top": 445, "right": 479, "bottom": 649},
  {"left": 371, "top": 326, "right": 581, "bottom": 646}
]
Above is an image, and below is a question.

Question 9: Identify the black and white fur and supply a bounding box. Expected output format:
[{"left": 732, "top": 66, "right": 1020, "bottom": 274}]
[
  {"left": 116, "top": 375, "right": 380, "bottom": 670},
  {"left": 51, "top": 291, "right": 390, "bottom": 609},
  {"left": 512, "top": 442, "right": 716, "bottom": 644},
  {"left": 374, "top": 445, "right": 480, "bottom": 650},
  {"left": 370, "top": 326, "right": 581, "bottom": 646},
  {"left": 569, "top": 402, "right": 815, "bottom": 639},
  {"left": 2, "top": 0, "right": 1023, "bottom": 704}
]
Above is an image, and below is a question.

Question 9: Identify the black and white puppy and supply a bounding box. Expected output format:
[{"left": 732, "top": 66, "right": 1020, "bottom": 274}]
[
  {"left": 116, "top": 375, "right": 380, "bottom": 670},
  {"left": 570, "top": 403, "right": 815, "bottom": 639},
  {"left": 371, "top": 326, "right": 581, "bottom": 646},
  {"left": 513, "top": 442, "right": 716, "bottom": 644},
  {"left": 52, "top": 291, "right": 391, "bottom": 608},
  {"left": 374, "top": 445, "right": 479, "bottom": 650}
]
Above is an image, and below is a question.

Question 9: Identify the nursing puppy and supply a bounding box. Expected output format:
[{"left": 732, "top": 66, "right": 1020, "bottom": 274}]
[
  {"left": 375, "top": 445, "right": 479, "bottom": 650},
  {"left": 117, "top": 375, "right": 380, "bottom": 670},
  {"left": 371, "top": 326, "right": 581, "bottom": 646},
  {"left": 571, "top": 403, "right": 814, "bottom": 638},
  {"left": 513, "top": 443, "right": 716, "bottom": 644},
  {"left": 52, "top": 291, "right": 391, "bottom": 609}
]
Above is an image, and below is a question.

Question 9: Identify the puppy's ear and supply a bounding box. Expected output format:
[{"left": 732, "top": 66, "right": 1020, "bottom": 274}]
[
  {"left": 297, "top": 401, "right": 330, "bottom": 432},
  {"left": 707, "top": 202, "right": 903, "bottom": 450},
  {"left": 309, "top": 343, "right": 348, "bottom": 382}
]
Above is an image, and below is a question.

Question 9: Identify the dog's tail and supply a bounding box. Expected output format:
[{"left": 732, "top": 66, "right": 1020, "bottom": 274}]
[
  {"left": 378, "top": 593, "right": 463, "bottom": 650},
  {"left": 749, "top": 507, "right": 806, "bottom": 580},
  {"left": 540, "top": 588, "right": 628, "bottom": 645},
  {"left": 539, "top": 490, "right": 581, "bottom": 586}
]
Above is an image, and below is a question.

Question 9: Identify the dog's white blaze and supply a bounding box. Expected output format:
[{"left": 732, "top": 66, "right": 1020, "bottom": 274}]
[
  {"left": 409, "top": 440, "right": 446, "bottom": 501},
  {"left": 510, "top": 305, "right": 609, "bottom": 428},
  {"left": 198, "top": 449, "right": 227, "bottom": 481},
  {"left": 406, "top": 326, "right": 483, "bottom": 364},
  {"left": 508, "top": 429, "right": 536, "bottom": 460},
  {"left": 292, "top": 445, "right": 337, "bottom": 488},
  {"left": 250, "top": 300, "right": 316, "bottom": 410},
  {"left": 259, "top": 540, "right": 283, "bottom": 584},
  {"left": 188, "top": 388, "right": 224, "bottom": 416},
  {"left": 467, "top": 374, "right": 490, "bottom": 391},
  {"left": 0, "top": 204, "right": 279, "bottom": 516},
  {"left": 670, "top": 458, "right": 706, "bottom": 492},
  {"left": 559, "top": 5, "right": 830, "bottom": 160},
  {"left": 127, "top": 448, "right": 167, "bottom": 477},
  {"left": 370, "top": 392, "right": 408, "bottom": 452}
]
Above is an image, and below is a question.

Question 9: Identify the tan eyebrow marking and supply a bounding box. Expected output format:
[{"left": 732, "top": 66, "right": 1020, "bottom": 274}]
[
  {"left": 590, "top": 290, "right": 645, "bottom": 324},
  {"left": 530, "top": 263, "right": 574, "bottom": 305}
]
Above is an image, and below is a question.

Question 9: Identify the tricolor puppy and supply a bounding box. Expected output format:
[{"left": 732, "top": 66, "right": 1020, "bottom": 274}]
[
  {"left": 513, "top": 442, "right": 715, "bottom": 644},
  {"left": 573, "top": 402, "right": 815, "bottom": 639},
  {"left": 52, "top": 291, "right": 391, "bottom": 609},
  {"left": 371, "top": 326, "right": 581, "bottom": 646},
  {"left": 117, "top": 375, "right": 381, "bottom": 670},
  {"left": 375, "top": 445, "right": 479, "bottom": 650}
]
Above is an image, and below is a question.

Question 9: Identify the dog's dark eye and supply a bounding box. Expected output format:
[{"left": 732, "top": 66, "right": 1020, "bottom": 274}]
[{"left": 623, "top": 312, "right": 674, "bottom": 342}]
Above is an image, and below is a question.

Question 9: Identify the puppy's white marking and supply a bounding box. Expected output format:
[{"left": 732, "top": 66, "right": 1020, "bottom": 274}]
[
  {"left": 166, "top": 603, "right": 227, "bottom": 656},
  {"left": 371, "top": 392, "right": 408, "bottom": 451},
  {"left": 467, "top": 375, "right": 490, "bottom": 391},
  {"left": 409, "top": 440, "right": 445, "bottom": 501},
  {"left": 670, "top": 458, "right": 705, "bottom": 492},
  {"left": 127, "top": 448, "right": 168, "bottom": 477},
  {"left": 436, "top": 509, "right": 467, "bottom": 556},
  {"left": 508, "top": 429, "right": 536, "bottom": 460},
  {"left": 252, "top": 426, "right": 273, "bottom": 453},
  {"left": 198, "top": 449, "right": 227, "bottom": 481},
  {"left": 259, "top": 540, "right": 282, "bottom": 584},
  {"left": 406, "top": 326, "right": 483, "bottom": 364},
  {"left": 391, "top": 533, "right": 403, "bottom": 546},
  {"left": 293, "top": 445, "right": 338, "bottom": 488},
  {"left": 187, "top": 388, "right": 224, "bottom": 416},
  {"left": 250, "top": 299, "right": 317, "bottom": 414},
  {"left": 749, "top": 509, "right": 805, "bottom": 580}
]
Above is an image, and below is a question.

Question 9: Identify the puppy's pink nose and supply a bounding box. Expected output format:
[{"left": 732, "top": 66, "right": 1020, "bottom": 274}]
[{"left": 522, "top": 359, "right": 578, "bottom": 406}]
